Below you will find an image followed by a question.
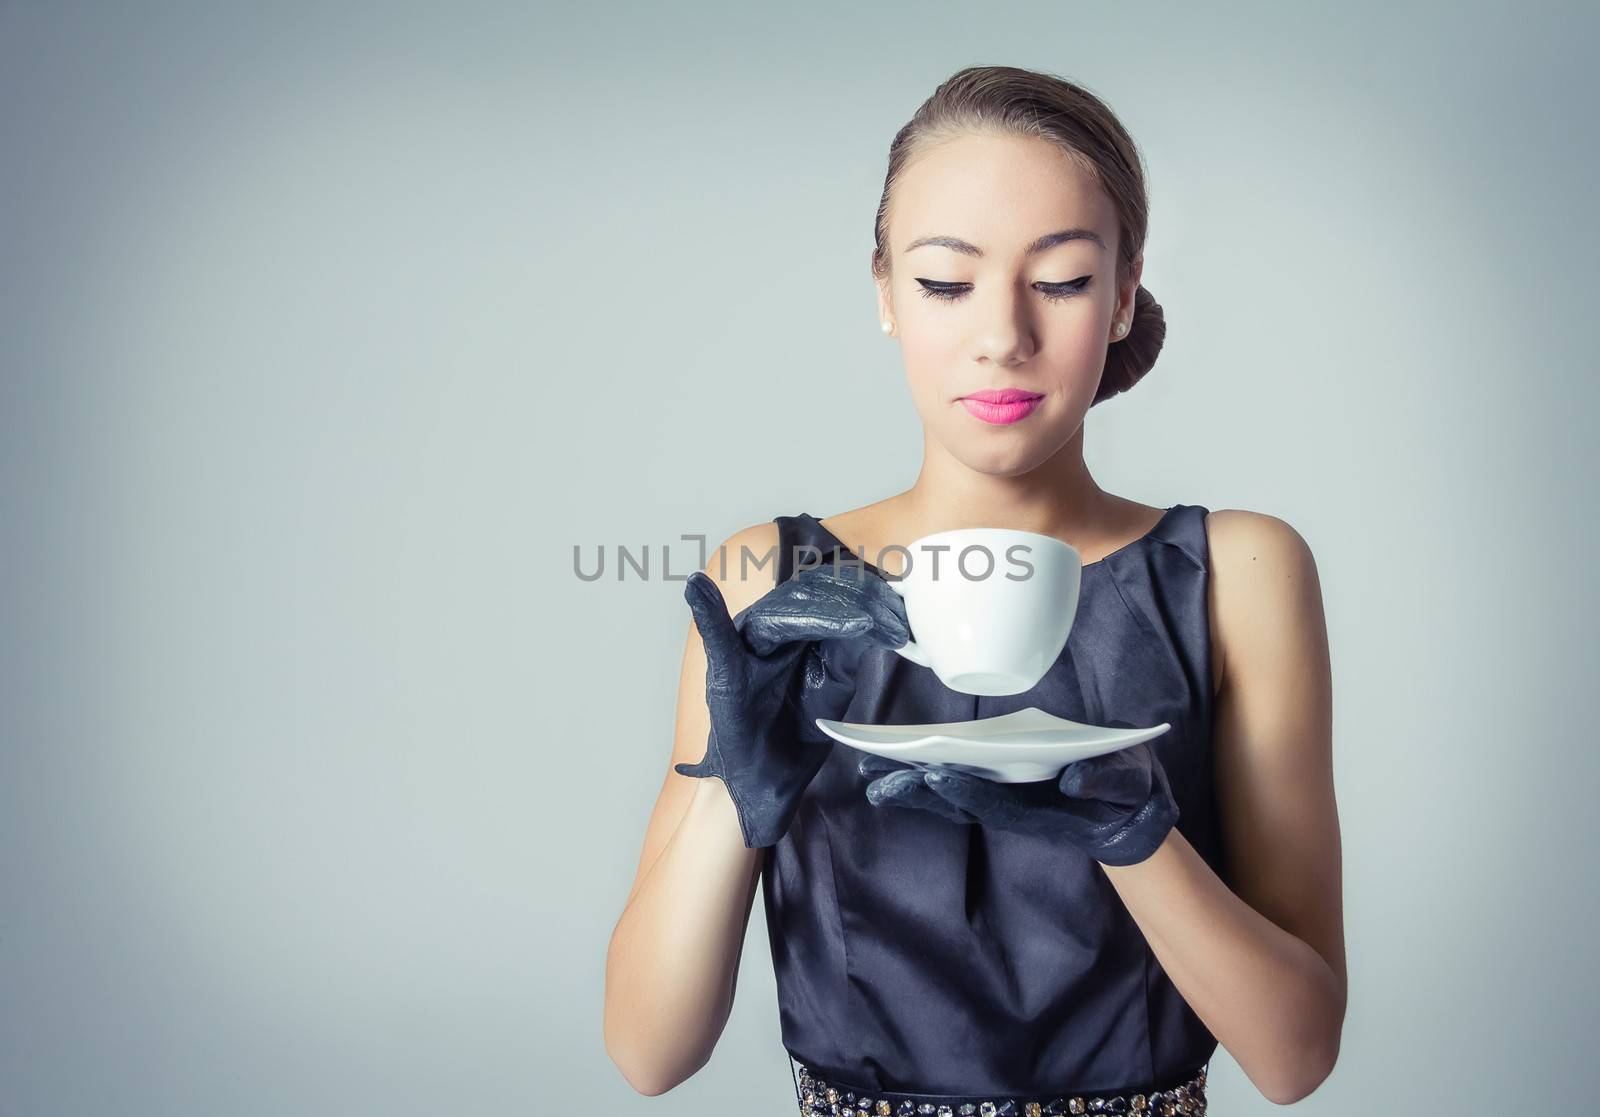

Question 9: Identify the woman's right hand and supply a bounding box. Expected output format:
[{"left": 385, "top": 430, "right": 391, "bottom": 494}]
[{"left": 674, "top": 565, "right": 910, "bottom": 848}]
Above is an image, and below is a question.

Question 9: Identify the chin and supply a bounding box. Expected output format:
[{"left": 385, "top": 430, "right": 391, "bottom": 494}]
[
  {"left": 921, "top": 404, "right": 1073, "bottom": 467},
  {"left": 942, "top": 433, "right": 1064, "bottom": 477}
]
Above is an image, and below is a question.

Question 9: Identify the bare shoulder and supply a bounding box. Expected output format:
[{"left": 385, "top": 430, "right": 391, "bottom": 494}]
[
  {"left": 702, "top": 519, "right": 784, "bottom": 615},
  {"left": 815, "top": 495, "right": 915, "bottom": 568},
  {"left": 1202, "top": 508, "right": 1325, "bottom": 689},
  {"left": 1203, "top": 508, "right": 1321, "bottom": 609},
  {"left": 817, "top": 499, "right": 884, "bottom": 535},
  {"left": 1204, "top": 507, "right": 1316, "bottom": 565}
]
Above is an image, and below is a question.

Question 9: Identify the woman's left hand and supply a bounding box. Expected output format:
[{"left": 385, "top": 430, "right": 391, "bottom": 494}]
[{"left": 858, "top": 742, "right": 1180, "bottom": 866}]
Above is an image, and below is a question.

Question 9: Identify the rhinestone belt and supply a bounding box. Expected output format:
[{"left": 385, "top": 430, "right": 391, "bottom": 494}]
[{"left": 790, "top": 1055, "right": 1208, "bottom": 1117}]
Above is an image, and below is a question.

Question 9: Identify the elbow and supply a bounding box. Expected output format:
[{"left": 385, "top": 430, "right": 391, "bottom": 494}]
[
  {"left": 612, "top": 1062, "right": 676, "bottom": 1098},
  {"left": 602, "top": 1000, "right": 712, "bottom": 1097},
  {"left": 1264, "top": 1056, "right": 1337, "bottom": 1106},
  {"left": 602, "top": 914, "right": 736, "bottom": 1097},
  {"left": 609, "top": 1051, "right": 713, "bottom": 1098},
  {"left": 1262, "top": 1022, "right": 1343, "bottom": 1105},
  {"left": 610, "top": 1059, "right": 662, "bottom": 1097},
  {"left": 603, "top": 933, "right": 678, "bottom": 1095},
  {"left": 604, "top": 1027, "right": 696, "bottom": 1097},
  {"left": 1260, "top": 962, "right": 1345, "bottom": 1105}
]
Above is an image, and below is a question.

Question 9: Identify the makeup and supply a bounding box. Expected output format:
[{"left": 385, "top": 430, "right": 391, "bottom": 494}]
[{"left": 958, "top": 388, "right": 1044, "bottom": 425}]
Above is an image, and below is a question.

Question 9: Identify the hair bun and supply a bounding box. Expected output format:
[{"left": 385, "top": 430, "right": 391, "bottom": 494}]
[{"left": 1094, "top": 285, "right": 1166, "bottom": 405}]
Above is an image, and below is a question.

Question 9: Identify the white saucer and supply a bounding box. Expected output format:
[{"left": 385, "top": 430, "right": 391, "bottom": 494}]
[{"left": 813, "top": 706, "right": 1171, "bottom": 784}]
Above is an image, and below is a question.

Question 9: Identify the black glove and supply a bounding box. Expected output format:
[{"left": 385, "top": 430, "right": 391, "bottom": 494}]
[
  {"left": 858, "top": 741, "right": 1179, "bottom": 866},
  {"left": 676, "top": 564, "right": 910, "bottom": 848}
]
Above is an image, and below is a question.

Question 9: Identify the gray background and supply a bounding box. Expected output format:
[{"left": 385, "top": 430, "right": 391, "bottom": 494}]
[{"left": 2, "top": 0, "right": 1595, "bottom": 1112}]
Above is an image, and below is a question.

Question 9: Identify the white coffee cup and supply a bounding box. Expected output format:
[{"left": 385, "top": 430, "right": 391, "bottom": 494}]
[{"left": 885, "top": 527, "right": 1082, "bottom": 696}]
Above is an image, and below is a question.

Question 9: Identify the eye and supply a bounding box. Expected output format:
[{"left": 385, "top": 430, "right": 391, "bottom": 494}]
[
  {"left": 1038, "top": 276, "right": 1093, "bottom": 302},
  {"left": 914, "top": 277, "right": 1093, "bottom": 303},
  {"left": 914, "top": 279, "right": 970, "bottom": 301}
]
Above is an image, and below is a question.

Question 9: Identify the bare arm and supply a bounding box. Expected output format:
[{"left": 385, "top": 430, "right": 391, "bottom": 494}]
[
  {"left": 603, "top": 522, "right": 780, "bottom": 1096},
  {"left": 1101, "top": 510, "right": 1346, "bottom": 1104}
]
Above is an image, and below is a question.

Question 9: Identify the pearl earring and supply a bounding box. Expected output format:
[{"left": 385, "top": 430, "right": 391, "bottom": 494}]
[
  {"left": 1113, "top": 321, "right": 1128, "bottom": 337},
  {"left": 881, "top": 321, "right": 894, "bottom": 335}
]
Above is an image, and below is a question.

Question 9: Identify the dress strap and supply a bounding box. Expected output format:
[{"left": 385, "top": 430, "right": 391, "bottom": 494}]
[
  {"left": 772, "top": 514, "right": 830, "bottom": 585},
  {"left": 1146, "top": 503, "right": 1211, "bottom": 572},
  {"left": 774, "top": 512, "right": 870, "bottom": 584},
  {"left": 772, "top": 515, "right": 801, "bottom": 585}
]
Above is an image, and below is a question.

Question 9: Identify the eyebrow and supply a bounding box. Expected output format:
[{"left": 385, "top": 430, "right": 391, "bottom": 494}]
[{"left": 904, "top": 228, "right": 1107, "bottom": 257}]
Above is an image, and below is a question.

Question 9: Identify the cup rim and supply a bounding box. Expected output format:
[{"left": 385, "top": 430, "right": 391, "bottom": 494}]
[
  {"left": 901, "top": 526, "right": 1077, "bottom": 553},
  {"left": 892, "top": 528, "right": 1079, "bottom": 579}
]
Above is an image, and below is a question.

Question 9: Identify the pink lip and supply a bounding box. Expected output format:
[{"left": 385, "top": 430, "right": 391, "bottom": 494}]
[{"left": 958, "top": 388, "right": 1044, "bottom": 425}]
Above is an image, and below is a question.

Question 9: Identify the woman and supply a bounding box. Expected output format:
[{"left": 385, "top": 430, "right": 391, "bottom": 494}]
[{"left": 604, "top": 65, "right": 1344, "bottom": 1114}]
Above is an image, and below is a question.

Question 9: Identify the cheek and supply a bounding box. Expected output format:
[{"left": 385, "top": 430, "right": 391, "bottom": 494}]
[
  {"left": 899, "top": 331, "right": 951, "bottom": 402},
  {"left": 1063, "top": 316, "right": 1111, "bottom": 367},
  {"left": 898, "top": 296, "right": 949, "bottom": 348}
]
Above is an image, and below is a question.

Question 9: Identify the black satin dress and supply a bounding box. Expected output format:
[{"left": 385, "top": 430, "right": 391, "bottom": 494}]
[{"left": 761, "top": 504, "right": 1229, "bottom": 1102}]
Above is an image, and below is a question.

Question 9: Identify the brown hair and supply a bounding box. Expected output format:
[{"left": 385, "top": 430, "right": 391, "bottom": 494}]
[{"left": 871, "top": 66, "right": 1167, "bottom": 405}]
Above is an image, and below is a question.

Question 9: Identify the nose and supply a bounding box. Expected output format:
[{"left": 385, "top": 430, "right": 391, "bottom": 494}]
[{"left": 970, "top": 285, "right": 1036, "bottom": 366}]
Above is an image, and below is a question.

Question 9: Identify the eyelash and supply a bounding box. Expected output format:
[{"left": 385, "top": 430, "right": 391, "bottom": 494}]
[{"left": 914, "top": 277, "right": 1092, "bottom": 303}]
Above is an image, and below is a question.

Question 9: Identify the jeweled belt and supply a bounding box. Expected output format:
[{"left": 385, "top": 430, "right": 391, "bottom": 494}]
[{"left": 789, "top": 1054, "right": 1208, "bottom": 1116}]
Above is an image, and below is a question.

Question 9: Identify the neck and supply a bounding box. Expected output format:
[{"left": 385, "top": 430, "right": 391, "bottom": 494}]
[{"left": 902, "top": 422, "right": 1113, "bottom": 537}]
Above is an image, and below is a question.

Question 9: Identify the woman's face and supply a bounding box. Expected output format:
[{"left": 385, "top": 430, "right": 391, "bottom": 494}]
[{"left": 876, "top": 131, "right": 1139, "bottom": 477}]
